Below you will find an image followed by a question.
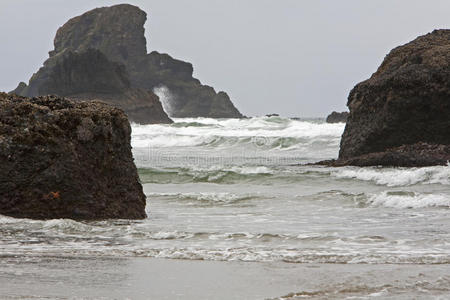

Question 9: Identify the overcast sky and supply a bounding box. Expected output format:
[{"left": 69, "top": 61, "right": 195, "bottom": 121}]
[{"left": 1, "top": 1, "right": 449, "bottom": 117}]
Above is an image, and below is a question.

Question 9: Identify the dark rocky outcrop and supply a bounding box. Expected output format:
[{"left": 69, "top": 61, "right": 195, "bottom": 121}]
[
  {"left": 14, "top": 4, "right": 242, "bottom": 119},
  {"left": 0, "top": 93, "right": 146, "bottom": 220},
  {"left": 13, "top": 49, "right": 172, "bottom": 124},
  {"left": 323, "top": 30, "right": 450, "bottom": 167},
  {"left": 325, "top": 111, "right": 348, "bottom": 123}
]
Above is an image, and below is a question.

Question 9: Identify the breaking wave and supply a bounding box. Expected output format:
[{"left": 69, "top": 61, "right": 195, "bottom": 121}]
[
  {"left": 146, "top": 192, "right": 261, "bottom": 205},
  {"left": 137, "top": 164, "right": 450, "bottom": 187},
  {"left": 332, "top": 164, "right": 450, "bottom": 186},
  {"left": 138, "top": 166, "right": 279, "bottom": 184},
  {"left": 131, "top": 117, "right": 344, "bottom": 151},
  {"left": 367, "top": 191, "right": 450, "bottom": 209}
]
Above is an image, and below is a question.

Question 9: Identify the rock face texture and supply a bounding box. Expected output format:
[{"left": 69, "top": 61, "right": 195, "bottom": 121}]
[
  {"left": 50, "top": 4, "right": 147, "bottom": 67},
  {"left": 331, "top": 30, "right": 450, "bottom": 167},
  {"left": 0, "top": 93, "right": 146, "bottom": 220},
  {"left": 325, "top": 111, "right": 349, "bottom": 123},
  {"left": 14, "top": 4, "right": 242, "bottom": 119}
]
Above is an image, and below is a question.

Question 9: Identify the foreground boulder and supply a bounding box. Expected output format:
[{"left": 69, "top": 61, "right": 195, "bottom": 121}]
[
  {"left": 325, "top": 111, "right": 348, "bottom": 123},
  {"left": 0, "top": 93, "right": 146, "bottom": 219},
  {"left": 326, "top": 30, "right": 450, "bottom": 167},
  {"left": 14, "top": 4, "right": 242, "bottom": 119}
]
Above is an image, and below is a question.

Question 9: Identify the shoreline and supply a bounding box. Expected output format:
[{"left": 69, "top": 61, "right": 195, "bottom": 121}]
[{"left": 1, "top": 255, "right": 450, "bottom": 299}]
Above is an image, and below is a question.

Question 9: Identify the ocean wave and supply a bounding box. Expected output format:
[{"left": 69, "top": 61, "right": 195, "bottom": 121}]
[
  {"left": 138, "top": 165, "right": 277, "bottom": 184},
  {"left": 2, "top": 215, "right": 449, "bottom": 264},
  {"left": 131, "top": 117, "right": 344, "bottom": 150},
  {"left": 132, "top": 134, "right": 340, "bottom": 151},
  {"left": 332, "top": 164, "right": 450, "bottom": 186},
  {"left": 366, "top": 191, "right": 450, "bottom": 209},
  {"left": 147, "top": 192, "right": 260, "bottom": 205},
  {"left": 126, "top": 231, "right": 344, "bottom": 242},
  {"left": 2, "top": 245, "right": 449, "bottom": 265}
]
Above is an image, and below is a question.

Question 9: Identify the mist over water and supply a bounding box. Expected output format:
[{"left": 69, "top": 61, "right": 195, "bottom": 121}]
[{"left": 2, "top": 117, "right": 450, "bottom": 298}]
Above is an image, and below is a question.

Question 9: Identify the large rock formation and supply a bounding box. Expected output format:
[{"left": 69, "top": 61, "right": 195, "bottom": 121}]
[
  {"left": 328, "top": 30, "right": 450, "bottom": 167},
  {"left": 14, "top": 4, "right": 243, "bottom": 119},
  {"left": 0, "top": 93, "right": 146, "bottom": 219},
  {"left": 325, "top": 111, "right": 348, "bottom": 123}
]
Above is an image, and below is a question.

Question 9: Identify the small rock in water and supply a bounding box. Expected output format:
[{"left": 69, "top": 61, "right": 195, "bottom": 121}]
[{"left": 325, "top": 111, "right": 349, "bottom": 123}]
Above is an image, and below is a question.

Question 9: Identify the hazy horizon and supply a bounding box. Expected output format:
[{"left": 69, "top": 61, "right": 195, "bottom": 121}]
[{"left": 1, "top": 0, "right": 449, "bottom": 117}]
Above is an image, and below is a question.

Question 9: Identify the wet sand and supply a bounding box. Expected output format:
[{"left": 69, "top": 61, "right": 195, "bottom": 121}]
[{"left": 1, "top": 256, "right": 449, "bottom": 299}]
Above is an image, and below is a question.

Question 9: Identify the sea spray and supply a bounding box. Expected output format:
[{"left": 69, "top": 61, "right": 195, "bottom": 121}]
[{"left": 153, "top": 85, "right": 175, "bottom": 117}]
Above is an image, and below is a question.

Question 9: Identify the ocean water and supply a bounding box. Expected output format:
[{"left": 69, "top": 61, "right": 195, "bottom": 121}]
[{"left": 1, "top": 117, "right": 450, "bottom": 299}]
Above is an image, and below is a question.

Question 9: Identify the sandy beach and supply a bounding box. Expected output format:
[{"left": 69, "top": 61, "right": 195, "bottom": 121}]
[{"left": 1, "top": 255, "right": 450, "bottom": 299}]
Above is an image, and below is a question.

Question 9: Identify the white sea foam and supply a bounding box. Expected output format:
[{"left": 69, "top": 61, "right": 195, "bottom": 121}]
[
  {"left": 367, "top": 191, "right": 450, "bottom": 208},
  {"left": 42, "top": 219, "right": 94, "bottom": 232},
  {"left": 229, "top": 166, "right": 273, "bottom": 174},
  {"left": 0, "top": 215, "right": 22, "bottom": 224},
  {"left": 333, "top": 164, "right": 450, "bottom": 186}
]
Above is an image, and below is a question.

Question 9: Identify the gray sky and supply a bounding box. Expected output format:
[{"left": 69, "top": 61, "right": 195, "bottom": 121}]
[{"left": 1, "top": 1, "right": 449, "bottom": 117}]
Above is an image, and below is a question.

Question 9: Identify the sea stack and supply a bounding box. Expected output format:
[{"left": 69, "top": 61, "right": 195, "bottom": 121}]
[
  {"left": 0, "top": 93, "right": 147, "bottom": 220},
  {"left": 328, "top": 30, "right": 450, "bottom": 167},
  {"left": 12, "top": 4, "right": 243, "bottom": 119}
]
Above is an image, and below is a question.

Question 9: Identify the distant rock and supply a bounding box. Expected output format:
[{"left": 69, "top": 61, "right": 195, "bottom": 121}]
[
  {"left": 326, "top": 30, "right": 450, "bottom": 167},
  {"left": 266, "top": 113, "right": 279, "bottom": 117},
  {"left": 11, "top": 82, "right": 27, "bottom": 95},
  {"left": 16, "top": 4, "right": 242, "bottom": 118},
  {"left": 13, "top": 49, "right": 172, "bottom": 124},
  {"left": 325, "top": 111, "right": 348, "bottom": 123},
  {"left": 0, "top": 93, "right": 146, "bottom": 220}
]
